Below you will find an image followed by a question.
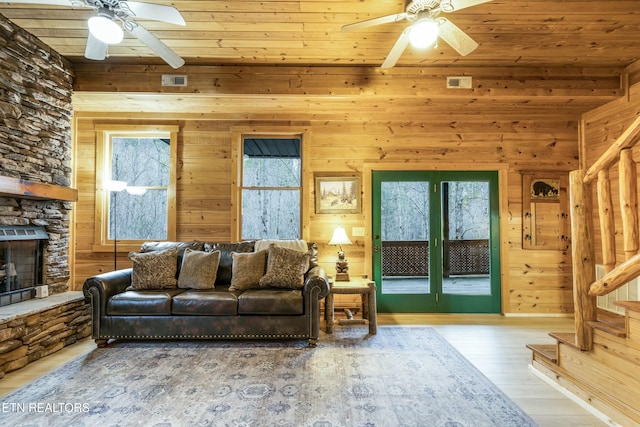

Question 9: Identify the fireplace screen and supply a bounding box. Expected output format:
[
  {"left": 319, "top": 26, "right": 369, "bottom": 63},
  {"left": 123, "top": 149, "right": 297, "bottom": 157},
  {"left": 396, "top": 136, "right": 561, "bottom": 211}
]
[{"left": 0, "top": 226, "right": 47, "bottom": 306}]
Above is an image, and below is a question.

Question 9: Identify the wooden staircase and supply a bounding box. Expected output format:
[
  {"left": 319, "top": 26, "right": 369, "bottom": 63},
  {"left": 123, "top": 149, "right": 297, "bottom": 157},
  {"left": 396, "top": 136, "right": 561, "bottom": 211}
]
[{"left": 527, "top": 303, "right": 640, "bottom": 426}]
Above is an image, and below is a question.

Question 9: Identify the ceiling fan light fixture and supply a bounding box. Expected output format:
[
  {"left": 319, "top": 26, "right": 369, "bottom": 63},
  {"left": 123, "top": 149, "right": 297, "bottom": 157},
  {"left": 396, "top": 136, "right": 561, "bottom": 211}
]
[
  {"left": 409, "top": 18, "right": 439, "bottom": 49},
  {"left": 88, "top": 15, "right": 124, "bottom": 45}
]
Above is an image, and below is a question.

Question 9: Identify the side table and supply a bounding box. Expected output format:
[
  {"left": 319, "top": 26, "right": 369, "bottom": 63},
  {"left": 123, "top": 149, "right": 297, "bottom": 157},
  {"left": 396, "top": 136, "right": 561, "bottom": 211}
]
[{"left": 325, "top": 276, "right": 377, "bottom": 335}]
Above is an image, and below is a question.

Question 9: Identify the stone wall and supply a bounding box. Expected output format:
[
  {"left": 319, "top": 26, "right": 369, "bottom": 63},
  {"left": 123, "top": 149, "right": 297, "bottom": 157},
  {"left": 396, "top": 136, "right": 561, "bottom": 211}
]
[
  {"left": 0, "top": 297, "right": 91, "bottom": 378},
  {"left": 0, "top": 13, "right": 75, "bottom": 293}
]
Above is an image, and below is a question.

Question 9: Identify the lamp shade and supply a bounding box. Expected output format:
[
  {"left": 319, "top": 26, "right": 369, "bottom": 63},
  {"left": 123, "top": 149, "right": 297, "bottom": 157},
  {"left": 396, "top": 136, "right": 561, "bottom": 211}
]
[
  {"left": 88, "top": 15, "right": 124, "bottom": 45},
  {"left": 329, "top": 226, "right": 352, "bottom": 246},
  {"left": 409, "top": 18, "right": 439, "bottom": 49}
]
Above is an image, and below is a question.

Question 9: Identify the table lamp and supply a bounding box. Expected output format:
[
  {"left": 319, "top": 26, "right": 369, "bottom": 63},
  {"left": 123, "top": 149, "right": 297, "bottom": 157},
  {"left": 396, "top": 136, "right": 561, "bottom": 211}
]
[{"left": 329, "top": 226, "right": 352, "bottom": 281}]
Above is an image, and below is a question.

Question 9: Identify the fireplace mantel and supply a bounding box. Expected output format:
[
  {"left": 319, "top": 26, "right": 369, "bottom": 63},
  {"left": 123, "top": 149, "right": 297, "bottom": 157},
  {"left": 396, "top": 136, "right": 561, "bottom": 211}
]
[{"left": 0, "top": 176, "right": 78, "bottom": 202}]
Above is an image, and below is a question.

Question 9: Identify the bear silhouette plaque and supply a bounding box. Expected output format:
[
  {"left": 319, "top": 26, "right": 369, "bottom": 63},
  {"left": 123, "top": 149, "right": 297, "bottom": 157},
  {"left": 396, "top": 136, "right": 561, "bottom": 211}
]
[{"left": 522, "top": 172, "right": 569, "bottom": 250}]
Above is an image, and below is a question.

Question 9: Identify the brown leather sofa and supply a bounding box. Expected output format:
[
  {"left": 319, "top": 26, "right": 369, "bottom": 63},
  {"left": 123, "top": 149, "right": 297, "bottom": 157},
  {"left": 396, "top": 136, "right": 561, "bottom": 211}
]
[{"left": 82, "top": 241, "right": 329, "bottom": 347}]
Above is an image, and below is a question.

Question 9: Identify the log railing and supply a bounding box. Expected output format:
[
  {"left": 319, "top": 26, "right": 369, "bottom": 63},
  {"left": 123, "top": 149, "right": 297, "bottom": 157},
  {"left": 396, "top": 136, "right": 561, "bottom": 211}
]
[{"left": 571, "top": 115, "right": 640, "bottom": 349}]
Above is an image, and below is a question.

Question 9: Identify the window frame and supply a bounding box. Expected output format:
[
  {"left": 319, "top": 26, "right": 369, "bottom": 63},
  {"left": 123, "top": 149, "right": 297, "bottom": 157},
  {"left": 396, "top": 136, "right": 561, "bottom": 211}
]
[
  {"left": 93, "top": 124, "right": 178, "bottom": 252},
  {"left": 231, "top": 130, "right": 309, "bottom": 242}
]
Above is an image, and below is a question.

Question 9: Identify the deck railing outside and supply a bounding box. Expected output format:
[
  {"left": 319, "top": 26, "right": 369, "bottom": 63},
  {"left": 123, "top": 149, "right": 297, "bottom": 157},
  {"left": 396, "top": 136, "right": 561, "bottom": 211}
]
[{"left": 381, "top": 239, "right": 490, "bottom": 277}]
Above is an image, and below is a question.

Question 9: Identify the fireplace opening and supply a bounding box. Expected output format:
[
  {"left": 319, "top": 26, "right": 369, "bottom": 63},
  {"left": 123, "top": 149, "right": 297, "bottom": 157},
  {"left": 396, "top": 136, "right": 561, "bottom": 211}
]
[{"left": 0, "top": 225, "right": 48, "bottom": 307}]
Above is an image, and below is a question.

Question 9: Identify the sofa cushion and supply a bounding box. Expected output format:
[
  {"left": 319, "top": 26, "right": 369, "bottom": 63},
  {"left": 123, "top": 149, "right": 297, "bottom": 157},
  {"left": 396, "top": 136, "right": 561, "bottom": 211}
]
[
  {"left": 229, "top": 249, "right": 268, "bottom": 291},
  {"left": 238, "top": 288, "right": 303, "bottom": 315},
  {"left": 258, "top": 244, "right": 310, "bottom": 289},
  {"left": 205, "top": 241, "right": 255, "bottom": 285},
  {"left": 128, "top": 247, "right": 179, "bottom": 290},
  {"left": 178, "top": 249, "right": 221, "bottom": 289},
  {"left": 172, "top": 290, "right": 238, "bottom": 315},
  {"left": 106, "top": 289, "right": 185, "bottom": 315}
]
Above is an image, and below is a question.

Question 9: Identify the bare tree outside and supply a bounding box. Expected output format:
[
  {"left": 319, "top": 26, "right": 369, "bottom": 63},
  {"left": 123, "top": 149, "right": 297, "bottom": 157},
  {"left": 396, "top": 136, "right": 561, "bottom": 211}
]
[
  {"left": 241, "top": 139, "right": 301, "bottom": 239},
  {"left": 381, "top": 181, "right": 430, "bottom": 241},
  {"left": 381, "top": 181, "right": 489, "bottom": 241},
  {"left": 445, "top": 181, "right": 490, "bottom": 240},
  {"left": 110, "top": 137, "right": 170, "bottom": 240}
]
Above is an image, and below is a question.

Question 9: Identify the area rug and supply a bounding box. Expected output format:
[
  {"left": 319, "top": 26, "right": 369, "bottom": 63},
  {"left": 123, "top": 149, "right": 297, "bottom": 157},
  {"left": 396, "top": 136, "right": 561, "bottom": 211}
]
[{"left": 1, "top": 327, "right": 537, "bottom": 427}]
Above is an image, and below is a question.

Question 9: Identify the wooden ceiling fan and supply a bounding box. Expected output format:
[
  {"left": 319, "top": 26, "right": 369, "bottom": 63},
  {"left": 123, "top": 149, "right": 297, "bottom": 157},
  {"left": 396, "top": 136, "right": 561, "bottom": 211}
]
[
  {"left": 342, "top": 0, "right": 493, "bottom": 68},
  {"left": 2, "top": 0, "right": 186, "bottom": 68}
]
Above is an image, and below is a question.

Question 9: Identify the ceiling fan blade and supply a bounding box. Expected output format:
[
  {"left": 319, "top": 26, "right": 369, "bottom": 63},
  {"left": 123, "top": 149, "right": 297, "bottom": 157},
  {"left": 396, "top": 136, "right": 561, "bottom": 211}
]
[
  {"left": 442, "top": 0, "right": 493, "bottom": 12},
  {"left": 342, "top": 12, "right": 407, "bottom": 32},
  {"left": 128, "top": 22, "right": 185, "bottom": 69},
  {"left": 84, "top": 31, "right": 107, "bottom": 60},
  {"left": 122, "top": 1, "right": 186, "bottom": 26},
  {"left": 0, "top": 0, "right": 83, "bottom": 6},
  {"left": 437, "top": 19, "right": 479, "bottom": 56},
  {"left": 381, "top": 28, "right": 411, "bottom": 69}
]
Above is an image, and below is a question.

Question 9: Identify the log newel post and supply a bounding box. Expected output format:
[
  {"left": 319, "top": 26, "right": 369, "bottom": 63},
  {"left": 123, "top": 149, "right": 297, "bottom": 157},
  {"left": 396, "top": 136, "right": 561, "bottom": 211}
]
[{"left": 570, "top": 169, "right": 597, "bottom": 350}]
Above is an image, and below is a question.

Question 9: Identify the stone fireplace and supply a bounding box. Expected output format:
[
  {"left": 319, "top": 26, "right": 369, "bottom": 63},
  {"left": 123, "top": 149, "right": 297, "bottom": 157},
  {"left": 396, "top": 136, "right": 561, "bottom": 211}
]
[
  {"left": 1, "top": 13, "right": 76, "bottom": 296},
  {"left": 0, "top": 12, "right": 91, "bottom": 379}
]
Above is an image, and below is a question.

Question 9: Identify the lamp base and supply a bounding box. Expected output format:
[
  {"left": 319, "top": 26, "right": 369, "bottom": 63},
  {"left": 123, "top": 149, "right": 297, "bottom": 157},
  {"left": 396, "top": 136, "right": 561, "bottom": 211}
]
[{"left": 335, "top": 272, "right": 350, "bottom": 281}]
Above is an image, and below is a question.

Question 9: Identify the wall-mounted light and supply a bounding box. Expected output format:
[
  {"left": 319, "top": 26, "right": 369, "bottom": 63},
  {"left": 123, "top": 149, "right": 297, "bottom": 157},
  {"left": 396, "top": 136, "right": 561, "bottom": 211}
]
[{"left": 88, "top": 14, "right": 124, "bottom": 45}]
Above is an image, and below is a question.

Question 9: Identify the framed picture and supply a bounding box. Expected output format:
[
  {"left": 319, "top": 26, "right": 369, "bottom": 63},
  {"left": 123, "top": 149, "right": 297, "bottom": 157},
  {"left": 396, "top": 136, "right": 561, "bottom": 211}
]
[
  {"left": 528, "top": 177, "right": 560, "bottom": 202},
  {"left": 315, "top": 176, "right": 361, "bottom": 214}
]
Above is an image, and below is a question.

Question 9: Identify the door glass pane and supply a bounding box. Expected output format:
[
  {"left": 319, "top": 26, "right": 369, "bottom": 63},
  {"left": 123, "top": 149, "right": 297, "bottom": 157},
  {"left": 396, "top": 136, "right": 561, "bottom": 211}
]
[
  {"left": 441, "top": 181, "right": 491, "bottom": 295},
  {"left": 380, "top": 181, "right": 430, "bottom": 294}
]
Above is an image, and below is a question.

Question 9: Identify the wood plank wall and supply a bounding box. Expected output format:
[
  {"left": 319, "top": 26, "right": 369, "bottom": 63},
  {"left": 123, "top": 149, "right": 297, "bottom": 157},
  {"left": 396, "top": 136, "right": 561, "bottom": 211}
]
[
  {"left": 74, "top": 116, "right": 577, "bottom": 314},
  {"left": 71, "top": 65, "right": 623, "bottom": 314}
]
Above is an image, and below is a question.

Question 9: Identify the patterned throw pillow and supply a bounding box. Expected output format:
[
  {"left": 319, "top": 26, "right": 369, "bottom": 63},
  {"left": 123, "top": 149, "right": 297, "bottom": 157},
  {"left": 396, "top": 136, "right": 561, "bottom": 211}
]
[
  {"left": 259, "top": 244, "right": 310, "bottom": 289},
  {"left": 229, "top": 249, "right": 268, "bottom": 291},
  {"left": 128, "top": 247, "right": 179, "bottom": 290},
  {"left": 177, "top": 249, "right": 221, "bottom": 289}
]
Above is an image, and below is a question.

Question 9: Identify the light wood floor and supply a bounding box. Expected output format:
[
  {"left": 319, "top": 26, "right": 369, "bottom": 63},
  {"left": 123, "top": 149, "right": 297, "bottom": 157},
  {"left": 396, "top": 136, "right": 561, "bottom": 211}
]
[{"left": 0, "top": 315, "right": 608, "bottom": 427}]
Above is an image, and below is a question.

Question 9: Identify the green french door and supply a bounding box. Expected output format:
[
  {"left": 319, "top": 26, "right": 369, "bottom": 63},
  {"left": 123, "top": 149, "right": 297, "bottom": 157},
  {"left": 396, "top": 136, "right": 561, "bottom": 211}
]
[{"left": 372, "top": 170, "right": 501, "bottom": 313}]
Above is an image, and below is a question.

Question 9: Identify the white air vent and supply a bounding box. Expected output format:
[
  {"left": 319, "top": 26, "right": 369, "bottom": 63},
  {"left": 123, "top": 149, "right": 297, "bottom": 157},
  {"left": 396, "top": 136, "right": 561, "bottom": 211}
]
[
  {"left": 446, "top": 76, "right": 472, "bottom": 89},
  {"left": 162, "top": 74, "right": 188, "bottom": 87}
]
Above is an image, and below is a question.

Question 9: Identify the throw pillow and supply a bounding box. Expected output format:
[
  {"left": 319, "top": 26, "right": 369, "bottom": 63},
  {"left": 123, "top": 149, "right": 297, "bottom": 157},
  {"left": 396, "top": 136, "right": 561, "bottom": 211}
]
[
  {"left": 177, "top": 249, "right": 221, "bottom": 289},
  {"left": 128, "top": 247, "right": 179, "bottom": 290},
  {"left": 258, "top": 244, "right": 310, "bottom": 289},
  {"left": 229, "top": 249, "right": 268, "bottom": 291}
]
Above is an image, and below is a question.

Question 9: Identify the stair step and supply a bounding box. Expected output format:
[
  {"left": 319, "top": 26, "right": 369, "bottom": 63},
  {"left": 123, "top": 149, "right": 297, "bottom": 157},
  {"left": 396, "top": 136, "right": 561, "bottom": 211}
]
[
  {"left": 526, "top": 343, "right": 558, "bottom": 363},
  {"left": 588, "top": 308, "right": 627, "bottom": 337},
  {"left": 549, "top": 332, "right": 580, "bottom": 349},
  {"left": 589, "top": 320, "right": 627, "bottom": 337}
]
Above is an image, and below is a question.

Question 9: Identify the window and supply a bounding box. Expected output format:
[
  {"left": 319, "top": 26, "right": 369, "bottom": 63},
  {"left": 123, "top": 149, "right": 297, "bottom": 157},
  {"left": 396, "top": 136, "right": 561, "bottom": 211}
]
[
  {"left": 238, "top": 136, "right": 302, "bottom": 240},
  {"left": 95, "top": 125, "right": 177, "bottom": 250}
]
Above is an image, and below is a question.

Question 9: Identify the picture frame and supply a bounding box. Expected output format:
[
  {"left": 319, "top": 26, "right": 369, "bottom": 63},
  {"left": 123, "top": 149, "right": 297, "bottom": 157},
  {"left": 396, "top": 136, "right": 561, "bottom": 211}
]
[
  {"left": 315, "top": 176, "right": 361, "bottom": 214},
  {"left": 527, "top": 177, "right": 560, "bottom": 202}
]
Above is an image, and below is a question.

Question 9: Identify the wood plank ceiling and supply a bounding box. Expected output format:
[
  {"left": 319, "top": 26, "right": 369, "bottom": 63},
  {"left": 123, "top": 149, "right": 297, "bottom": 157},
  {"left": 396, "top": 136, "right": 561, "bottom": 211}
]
[
  {"left": 1, "top": 0, "right": 638, "bottom": 68},
  {"left": 1, "top": 0, "right": 639, "bottom": 116}
]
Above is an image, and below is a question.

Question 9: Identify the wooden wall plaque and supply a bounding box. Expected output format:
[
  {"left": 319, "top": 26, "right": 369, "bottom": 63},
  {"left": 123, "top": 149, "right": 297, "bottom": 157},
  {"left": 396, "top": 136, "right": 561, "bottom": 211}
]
[{"left": 522, "top": 172, "right": 569, "bottom": 250}]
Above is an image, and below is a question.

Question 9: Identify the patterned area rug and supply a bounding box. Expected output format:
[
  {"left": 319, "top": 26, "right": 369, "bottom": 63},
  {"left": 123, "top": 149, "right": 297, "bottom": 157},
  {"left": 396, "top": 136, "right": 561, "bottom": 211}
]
[{"left": 2, "top": 326, "right": 537, "bottom": 427}]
